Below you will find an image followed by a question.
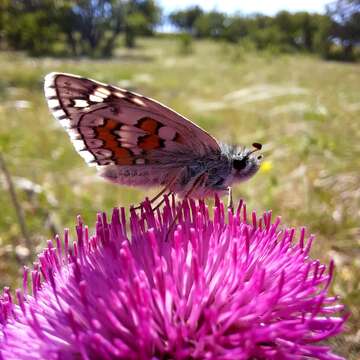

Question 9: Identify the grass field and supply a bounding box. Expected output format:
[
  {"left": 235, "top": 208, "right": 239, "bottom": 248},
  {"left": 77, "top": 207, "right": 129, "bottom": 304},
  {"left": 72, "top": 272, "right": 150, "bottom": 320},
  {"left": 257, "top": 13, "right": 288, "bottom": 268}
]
[{"left": 0, "top": 37, "right": 359, "bottom": 357}]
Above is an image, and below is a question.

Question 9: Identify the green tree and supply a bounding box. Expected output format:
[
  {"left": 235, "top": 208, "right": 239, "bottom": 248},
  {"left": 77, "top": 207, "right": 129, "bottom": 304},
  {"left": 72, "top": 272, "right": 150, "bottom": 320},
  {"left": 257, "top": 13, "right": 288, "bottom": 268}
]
[
  {"left": 1, "top": 0, "right": 160, "bottom": 56},
  {"left": 0, "top": 0, "right": 9, "bottom": 48},
  {"left": 123, "top": 0, "right": 160, "bottom": 48},
  {"left": 194, "top": 11, "right": 226, "bottom": 38},
  {"left": 292, "top": 12, "right": 317, "bottom": 51},
  {"left": 314, "top": 15, "right": 333, "bottom": 58},
  {"left": 222, "top": 15, "right": 251, "bottom": 43},
  {"left": 62, "top": 0, "right": 160, "bottom": 54},
  {"left": 273, "top": 11, "right": 299, "bottom": 49},
  {"left": 2, "top": 0, "right": 61, "bottom": 55},
  {"left": 169, "top": 6, "right": 203, "bottom": 34},
  {"left": 61, "top": 0, "right": 126, "bottom": 56},
  {"left": 327, "top": 0, "right": 360, "bottom": 59}
]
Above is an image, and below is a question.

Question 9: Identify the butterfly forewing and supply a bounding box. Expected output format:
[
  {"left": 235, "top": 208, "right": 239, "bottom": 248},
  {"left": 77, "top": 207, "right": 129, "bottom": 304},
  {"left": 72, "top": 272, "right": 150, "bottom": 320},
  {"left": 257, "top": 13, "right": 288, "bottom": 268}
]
[{"left": 44, "top": 72, "right": 220, "bottom": 168}]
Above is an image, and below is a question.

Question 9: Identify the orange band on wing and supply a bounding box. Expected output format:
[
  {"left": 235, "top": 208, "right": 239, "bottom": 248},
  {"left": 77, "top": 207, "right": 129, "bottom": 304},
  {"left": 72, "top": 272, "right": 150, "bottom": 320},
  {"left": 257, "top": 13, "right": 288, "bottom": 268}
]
[
  {"left": 96, "top": 119, "right": 133, "bottom": 165},
  {"left": 138, "top": 134, "right": 162, "bottom": 150},
  {"left": 138, "top": 118, "right": 160, "bottom": 134}
]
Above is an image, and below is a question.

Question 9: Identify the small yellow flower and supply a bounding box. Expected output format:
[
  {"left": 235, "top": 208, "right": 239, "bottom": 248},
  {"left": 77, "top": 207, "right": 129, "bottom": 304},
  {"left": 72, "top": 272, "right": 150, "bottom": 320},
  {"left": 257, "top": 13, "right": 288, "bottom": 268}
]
[{"left": 260, "top": 160, "right": 272, "bottom": 173}]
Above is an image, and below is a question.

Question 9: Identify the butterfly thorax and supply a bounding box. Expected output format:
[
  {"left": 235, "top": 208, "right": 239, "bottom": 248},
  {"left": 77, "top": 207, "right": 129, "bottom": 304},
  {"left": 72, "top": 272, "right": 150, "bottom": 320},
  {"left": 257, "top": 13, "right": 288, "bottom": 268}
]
[
  {"left": 174, "top": 148, "right": 233, "bottom": 197},
  {"left": 171, "top": 143, "right": 261, "bottom": 198}
]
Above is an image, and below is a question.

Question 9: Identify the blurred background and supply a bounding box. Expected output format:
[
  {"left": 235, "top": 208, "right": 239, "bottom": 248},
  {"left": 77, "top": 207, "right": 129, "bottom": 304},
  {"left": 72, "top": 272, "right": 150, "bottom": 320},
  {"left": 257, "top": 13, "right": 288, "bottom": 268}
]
[{"left": 0, "top": 0, "right": 359, "bottom": 357}]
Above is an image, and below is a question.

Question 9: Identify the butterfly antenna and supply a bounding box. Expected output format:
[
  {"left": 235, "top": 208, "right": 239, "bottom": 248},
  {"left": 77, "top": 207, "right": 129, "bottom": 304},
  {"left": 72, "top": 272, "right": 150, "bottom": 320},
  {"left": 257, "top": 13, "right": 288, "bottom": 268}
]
[{"left": 248, "top": 142, "right": 263, "bottom": 156}]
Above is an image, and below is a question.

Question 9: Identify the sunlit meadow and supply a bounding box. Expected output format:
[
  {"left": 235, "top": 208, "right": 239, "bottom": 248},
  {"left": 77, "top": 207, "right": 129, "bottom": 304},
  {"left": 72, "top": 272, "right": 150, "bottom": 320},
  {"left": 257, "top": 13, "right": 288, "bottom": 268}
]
[{"left": 0, "top": 37, "right": 359, "bottom": 357}]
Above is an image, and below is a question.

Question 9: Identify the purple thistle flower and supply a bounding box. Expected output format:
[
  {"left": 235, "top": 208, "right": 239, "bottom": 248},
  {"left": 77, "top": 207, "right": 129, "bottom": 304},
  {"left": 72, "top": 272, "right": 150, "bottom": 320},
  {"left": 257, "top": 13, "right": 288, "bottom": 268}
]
[{"left": 0, "top": 196, "right": 347, "bottom": 359}]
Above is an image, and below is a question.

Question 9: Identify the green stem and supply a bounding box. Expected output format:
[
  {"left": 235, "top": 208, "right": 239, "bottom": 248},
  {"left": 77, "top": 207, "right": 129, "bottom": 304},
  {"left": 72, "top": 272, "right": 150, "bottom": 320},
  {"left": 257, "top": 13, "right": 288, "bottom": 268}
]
[{"left": 0, "top": 152, "right": 33, "bottom": 258}]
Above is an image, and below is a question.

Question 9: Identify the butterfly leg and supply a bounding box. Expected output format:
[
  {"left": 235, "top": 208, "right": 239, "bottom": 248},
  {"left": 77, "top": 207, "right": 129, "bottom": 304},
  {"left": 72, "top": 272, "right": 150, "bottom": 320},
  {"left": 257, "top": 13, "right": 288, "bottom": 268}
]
[
  {"left": 134, "top": 175, "right": 178, "bottom": 210},
  {"left": 133, "top": 187, "right": 168, "bottom": 210},
  {"left": 152, "top": 192, "right": 173, "bottom": 212},
  {"left": 165, "top": 172, "right": 207, "bottom": 241},
  {"left": 227, "top": 186, "right": 233, "bottom": 212}
]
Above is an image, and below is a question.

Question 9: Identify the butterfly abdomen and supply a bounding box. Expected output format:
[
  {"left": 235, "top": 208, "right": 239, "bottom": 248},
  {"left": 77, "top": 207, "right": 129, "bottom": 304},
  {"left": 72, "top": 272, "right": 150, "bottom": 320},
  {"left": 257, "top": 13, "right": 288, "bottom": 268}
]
[{"left": 98, "top": 165, "right": 179, "bottom": 188}]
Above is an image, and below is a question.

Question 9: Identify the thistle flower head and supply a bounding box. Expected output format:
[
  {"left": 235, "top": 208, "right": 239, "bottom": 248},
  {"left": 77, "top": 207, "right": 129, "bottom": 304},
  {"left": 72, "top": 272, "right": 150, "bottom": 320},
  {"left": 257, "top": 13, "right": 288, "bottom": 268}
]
[{"left": 0, "top": 196, "right": 347, "bottom": 359}]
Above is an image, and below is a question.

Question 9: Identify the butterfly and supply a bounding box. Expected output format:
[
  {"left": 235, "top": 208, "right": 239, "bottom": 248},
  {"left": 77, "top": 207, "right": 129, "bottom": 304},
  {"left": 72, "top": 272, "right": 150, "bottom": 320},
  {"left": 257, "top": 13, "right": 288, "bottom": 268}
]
[{"left": 44, "top": 72, "right": 263, "bottom": 207}]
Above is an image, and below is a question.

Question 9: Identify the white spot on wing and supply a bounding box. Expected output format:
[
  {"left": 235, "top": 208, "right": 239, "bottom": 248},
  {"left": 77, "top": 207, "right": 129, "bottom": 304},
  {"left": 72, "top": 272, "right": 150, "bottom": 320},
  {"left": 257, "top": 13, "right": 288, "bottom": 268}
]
[
  {"left": 121, "top": 143, "right": 137, "bottom": 148},
  {"left": 72, "top": 139, "right": 86, "bottom": 151},
  {"left": 78, "top": 150, "right": 96, "bottom": 163},
  {"left": 95, "top": 87, "right": 111, "bottom": 97},
  {"left": 116, "top": 125, "right": 145, "bottom": 134},
  {"left": 89, "top": 94, "right": 104, "bottom": 103},
  {"left": 45, "top": 88, "right": 57, "bottom": 97},
  {"left": 44, "top": 73, "right": 56, "bottom": 89},
  {"left": 114, "top": 92, "right": 126, "bottom": 98},
  {"left": 59, "top": 118, "right": 72, "bottom": 128},
  {"left": 132, "top": 97, "right": 146, "bottom": 106},
  {"left": 53, "top": 109, "right": 66, "bottom": 119},
  {"left": 117, "top": 131, "right": 141, "bottom": 145},
  {"left": 47, "top": 99, "right": 60, "bottom": 108},
  {"left": 68, "top": 130, "right": 81, "bottom": 140},
  {"left": 73, "top": 99, "right": 89, "bottom": 108}
]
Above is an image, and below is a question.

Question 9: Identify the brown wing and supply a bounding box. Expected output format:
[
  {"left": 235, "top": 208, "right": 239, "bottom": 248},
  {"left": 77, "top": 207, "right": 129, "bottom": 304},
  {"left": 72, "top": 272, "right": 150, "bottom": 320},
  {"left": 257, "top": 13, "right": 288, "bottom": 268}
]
[{"left": 44, "top": 72, "right": 220, "bottom": 167}]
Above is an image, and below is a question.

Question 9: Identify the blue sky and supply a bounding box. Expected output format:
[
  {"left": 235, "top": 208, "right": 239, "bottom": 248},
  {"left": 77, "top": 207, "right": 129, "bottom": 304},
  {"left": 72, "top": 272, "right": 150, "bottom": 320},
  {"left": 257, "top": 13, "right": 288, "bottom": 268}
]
[{"left": 159, "top": 0, "right": 331, "bottom": 15}]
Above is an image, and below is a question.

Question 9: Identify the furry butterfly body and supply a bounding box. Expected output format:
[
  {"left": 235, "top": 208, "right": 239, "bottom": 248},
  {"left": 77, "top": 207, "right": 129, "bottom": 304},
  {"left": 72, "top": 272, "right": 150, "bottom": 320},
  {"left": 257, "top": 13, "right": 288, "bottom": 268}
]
[{"left": 44, "top": 73, "right": 262, "bottom": 198}]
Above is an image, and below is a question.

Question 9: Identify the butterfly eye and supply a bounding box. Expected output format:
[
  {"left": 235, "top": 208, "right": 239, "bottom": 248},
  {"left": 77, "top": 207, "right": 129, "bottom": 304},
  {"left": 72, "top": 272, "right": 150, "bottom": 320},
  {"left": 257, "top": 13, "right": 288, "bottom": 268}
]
[{"left": 233, "top": 158, "right": 248, "bottom": 171}]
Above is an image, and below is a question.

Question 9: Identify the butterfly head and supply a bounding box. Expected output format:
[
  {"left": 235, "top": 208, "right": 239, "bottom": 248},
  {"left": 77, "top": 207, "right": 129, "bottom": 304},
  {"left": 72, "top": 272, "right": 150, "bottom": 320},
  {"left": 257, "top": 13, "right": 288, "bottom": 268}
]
[{"left": 231, "top": 142, "right": 263, "bottom": 182}]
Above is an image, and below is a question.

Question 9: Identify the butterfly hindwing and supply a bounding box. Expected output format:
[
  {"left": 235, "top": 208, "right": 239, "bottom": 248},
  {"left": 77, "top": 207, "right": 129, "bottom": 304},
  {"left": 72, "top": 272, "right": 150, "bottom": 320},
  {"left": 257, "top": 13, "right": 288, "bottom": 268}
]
[{"left": 44, "top": 72, "right": 220, "bottom": 168}]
